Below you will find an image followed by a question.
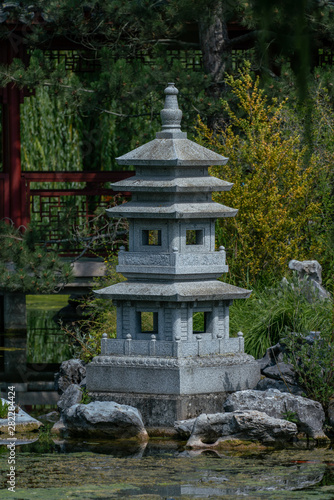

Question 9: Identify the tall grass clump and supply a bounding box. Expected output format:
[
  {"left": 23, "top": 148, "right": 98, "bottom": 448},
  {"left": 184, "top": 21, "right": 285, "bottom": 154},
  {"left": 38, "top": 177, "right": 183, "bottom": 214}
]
[{"left": 230, "top": 275, "right": 333, "bottom": 360}]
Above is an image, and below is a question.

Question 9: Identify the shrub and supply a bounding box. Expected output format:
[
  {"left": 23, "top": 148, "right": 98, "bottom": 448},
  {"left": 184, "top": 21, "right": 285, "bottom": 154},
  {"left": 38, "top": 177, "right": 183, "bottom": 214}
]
[
  {"left": 0, "top": 400, "right": 9, "bottom": 419},
  {"left": 196, "top": 63, "right": 322, "bottom": 286},
  {"left": 62, "top": 255, "right": 125, "bottom": 362},
  {"left": 0, "top": 221, "right": 72, "bottom": 293},
  {"left": 283, "top": 327, "right": 334, "bottom": 412}
]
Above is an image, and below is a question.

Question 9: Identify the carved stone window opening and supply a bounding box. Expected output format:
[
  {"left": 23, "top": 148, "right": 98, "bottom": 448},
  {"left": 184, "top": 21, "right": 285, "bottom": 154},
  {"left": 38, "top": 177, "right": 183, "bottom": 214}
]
[
  {"left": 142, "top": 229, "right": 162, "bottom": 246},
  {"left": 138, "top": 311, "right": 159, "bottom": 333},
  {"left": 192, "top": 311, "right": 211, "bottom": 334},
  {"left": 186, "top": 229, "right": 203, "bottom": 245}
]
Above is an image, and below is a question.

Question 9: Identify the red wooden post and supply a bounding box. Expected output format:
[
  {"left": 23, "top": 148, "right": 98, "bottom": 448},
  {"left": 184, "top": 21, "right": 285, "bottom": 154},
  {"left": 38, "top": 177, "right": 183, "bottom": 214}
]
[
  {"left": 7, "top": 83, "right": 22, "bottom": 227},
  {"left": 1, "top": 39, "right": 25, "bottom": 227}
]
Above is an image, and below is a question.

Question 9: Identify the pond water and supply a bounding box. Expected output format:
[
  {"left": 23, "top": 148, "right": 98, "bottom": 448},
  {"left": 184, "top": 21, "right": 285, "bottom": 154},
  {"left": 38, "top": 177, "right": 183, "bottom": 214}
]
[
  {"left": 0, "top": 295, "right": 72, "bottom": 371},
  {"left": 2, "top": 299, "right": 334, "bottom": 498},
  {"left": 26, "top": 295, "right": 72, "bottom": 363},
  {"left": 1, "top": 433, "right": 334, "bottom": 499}
]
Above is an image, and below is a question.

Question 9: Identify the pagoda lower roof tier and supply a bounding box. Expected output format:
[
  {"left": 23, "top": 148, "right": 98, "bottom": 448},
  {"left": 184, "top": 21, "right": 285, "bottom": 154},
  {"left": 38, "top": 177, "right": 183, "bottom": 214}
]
[
  {"left": 94, "top": 280, "right": 251, "bottom": 302},
  {"left": 116, "top": 138, "right": 229, "bottom": 167},
  {"left": 106, "top": 201, "right": 237, "bottom": 219},
  {"left": 111, "top": 176, "right": 233, "bottom": 193}
]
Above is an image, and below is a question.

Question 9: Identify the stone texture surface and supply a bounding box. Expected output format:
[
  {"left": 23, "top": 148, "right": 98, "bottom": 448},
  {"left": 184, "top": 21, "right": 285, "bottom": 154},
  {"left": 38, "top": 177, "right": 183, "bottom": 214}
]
[
  {"left": 289, "top": 259, "right": 330, "bottom": 299},
  {"left": 257, "top": 343, "right": 284, "bottom": 372},
  {"left": 54, "top": 359, "right": 86, "bottom": 395},
  {"left": 62, "top": 401, "right": 148, "bottom": 441},
  {"left": 223, "top": 389, "right": 328, "bottom": 440},
  {"left": 328, "top": 398, "right": 334, "bottom": 429},
  {"left": 289, "top": 259, "right": 323, "bottom": 284},
  {"left": 0, "top": 399, "right": 42, "bottom": 434},
  {"left": 95, "top": 280, "right": 251, "bottom": 302},
  {"left": 57, "top": 384, "right": 82, "bottom": 414},
  {"left": 255, "top": 377, "right": 304, "bottom": 395},
  {"left": 174, "top": 418, "right": 197, "bottom": 439},
  {"left": 88, "top": 392, "right": 229, "bottom": 428},
  {"left": 262, "top": 362, "right": 299, "bottom": 386},
  {"left": 38, "top": 411, "right": 60, "bottom": 423},
  {"left": 186, "top": 410, "right": 298, "bottom": 448},
  {"left": 51, "top": 416, "right": 66, "bottom": 435},
  {"left": 87, "top": 353, "right": 260, "bottom": 396}
]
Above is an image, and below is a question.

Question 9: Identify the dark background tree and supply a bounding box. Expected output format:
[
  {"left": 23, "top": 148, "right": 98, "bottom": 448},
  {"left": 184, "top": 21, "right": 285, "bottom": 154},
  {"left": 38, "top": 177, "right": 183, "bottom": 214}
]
[
  {"left": 2, "top": 0, "right": 334, "bottom": 291},
  {"left": 2, "top": 1, "right": 334, "bottom": 124}
]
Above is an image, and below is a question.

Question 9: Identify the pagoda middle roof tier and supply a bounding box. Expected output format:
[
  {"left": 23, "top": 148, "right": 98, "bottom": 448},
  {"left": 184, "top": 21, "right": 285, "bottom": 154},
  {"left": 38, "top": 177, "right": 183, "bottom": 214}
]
[
  {"left": 111, "top": 176, "right": 233, "bottom": 193},
  {"left": 95, "top": 280, "right": 251, "bottom": 302},
  {"left": 106, "top": 201, "right": 237, "bottom": 219},
  {"left": 116, "top": 138, "right": 228, "bottom": 167}
]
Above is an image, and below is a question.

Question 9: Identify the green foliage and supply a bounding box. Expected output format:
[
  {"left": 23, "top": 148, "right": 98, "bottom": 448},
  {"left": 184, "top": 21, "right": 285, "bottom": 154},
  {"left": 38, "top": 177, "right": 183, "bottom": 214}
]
[
  {"left": 241, "top": 0, "right": 334, "bottom": 105},
  {"left": 21, "top": 86, "right": 82, "bottom": 172},
  {"left": 0, "top": 399, "right": 9, "bottom": 419},
  {"left": 231, "top": 275, "right": 334, "bottom": 410},
  {"left": 283, "top": 330, "right": 334, "bottom": 412},
  {"left": 193, "top": 311, "right": 205, "bottom": 333},
  {"left": 196, "top": 63, "right": 323, "bottom": 286},
  {"left": 80, "top": 388, "right": 92, "bottom": 405},
  {"left": 282, "top": 410, "right": 299, "bottom": 424},
  {"left": 0, "top": 1, "right": 230, "bottom": 139},
  {"left": 231, "top": 275, "right": 333, "bottom": 360},
  {"left": 62, "top": 255, "right": 125, "bottom": 362},
  {"left": 0, "top": 221, "right": 72, "bottom": 293}
]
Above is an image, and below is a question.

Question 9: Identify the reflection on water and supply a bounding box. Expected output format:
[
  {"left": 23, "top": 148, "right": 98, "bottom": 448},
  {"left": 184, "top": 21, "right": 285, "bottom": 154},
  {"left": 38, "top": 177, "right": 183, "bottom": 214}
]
[
  {"left": 0, "top": 295, "right": 72, "bottom": 385},
  {"left": 26, "top": 295, "right": 72, "bottom": 363},
  {"left": 1, "top": 434, "right": 334, "bottom": 499}
]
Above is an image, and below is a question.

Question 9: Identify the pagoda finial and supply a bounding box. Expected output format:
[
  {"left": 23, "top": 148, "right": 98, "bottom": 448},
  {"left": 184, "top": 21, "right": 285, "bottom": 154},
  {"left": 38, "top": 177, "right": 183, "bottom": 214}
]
[{"left": 156, "top": 83, "right": 187, "bottom": 139}]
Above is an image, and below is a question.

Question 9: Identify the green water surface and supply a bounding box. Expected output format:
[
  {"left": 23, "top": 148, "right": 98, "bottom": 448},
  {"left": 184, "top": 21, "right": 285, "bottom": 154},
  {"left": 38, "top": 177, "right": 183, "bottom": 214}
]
[
  {"left": 1, "top": 437, "right": 334, "bottom": 499},
  {"left": 26, "top": 294, "right": 72, "bottom": 363}
]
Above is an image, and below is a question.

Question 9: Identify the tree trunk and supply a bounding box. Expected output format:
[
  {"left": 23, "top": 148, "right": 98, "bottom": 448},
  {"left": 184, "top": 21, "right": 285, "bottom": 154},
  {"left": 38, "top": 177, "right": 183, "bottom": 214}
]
[
  {"left": 199, "top": 3, "right": 230, "bottom": 86},
  {"left": 199, "top": 3, "right": 230, "bottom": 130}
]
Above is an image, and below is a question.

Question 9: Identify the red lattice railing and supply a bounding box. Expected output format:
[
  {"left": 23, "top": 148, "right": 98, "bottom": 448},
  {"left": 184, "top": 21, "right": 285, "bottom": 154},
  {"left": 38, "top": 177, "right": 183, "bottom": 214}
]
[{"left": 0, "top": 170, "right": 133, "bottom": 256}]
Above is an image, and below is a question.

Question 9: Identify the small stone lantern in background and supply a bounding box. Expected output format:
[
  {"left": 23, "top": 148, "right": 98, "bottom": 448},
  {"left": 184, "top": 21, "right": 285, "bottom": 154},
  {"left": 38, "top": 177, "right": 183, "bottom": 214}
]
[{"left": 86, "top": 83, "right": 260, "bottom": 427}]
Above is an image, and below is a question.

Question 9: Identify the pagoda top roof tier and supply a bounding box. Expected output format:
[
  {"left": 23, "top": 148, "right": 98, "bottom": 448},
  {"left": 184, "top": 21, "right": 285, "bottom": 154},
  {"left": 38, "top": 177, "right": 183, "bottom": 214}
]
[
  {"left": 116, "top": 138, "right": 228, "bottom": 167},
  {"left": 116, "top": 83, "right": 228, "bottom": 168}
]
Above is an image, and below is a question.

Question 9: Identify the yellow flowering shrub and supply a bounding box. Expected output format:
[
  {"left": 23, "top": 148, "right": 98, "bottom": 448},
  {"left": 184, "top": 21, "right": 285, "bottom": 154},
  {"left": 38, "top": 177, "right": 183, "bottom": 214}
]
[{"left": 196, "top": 64, "right": 322, "bottom": 285}]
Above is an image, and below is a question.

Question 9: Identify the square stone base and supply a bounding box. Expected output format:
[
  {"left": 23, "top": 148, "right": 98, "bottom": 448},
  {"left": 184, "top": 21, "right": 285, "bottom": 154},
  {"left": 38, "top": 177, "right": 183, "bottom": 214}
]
[
  {"left": 87, "top": 391, "right": 230, "bottom": 427},
  {"left": 86, "top": 353, "right": 261, "bottom": 427},
  {"left": 86, "top": 353, "right": 260, "bottom": 395}
]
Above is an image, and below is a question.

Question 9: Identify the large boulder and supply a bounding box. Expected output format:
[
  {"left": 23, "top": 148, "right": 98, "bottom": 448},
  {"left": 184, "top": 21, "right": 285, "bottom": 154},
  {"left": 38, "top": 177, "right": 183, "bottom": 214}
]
[
  {"left": 174, "top": 418, "right": 197, "bottom": 439},
  {"left": 186, "top": 411, "right": 297, "bottom": 448},
  {"left": 54, "top": 359, "right": 86, "bottom": 395},
  {"left": 62, "top": 401, "right": 148, "bottom": 441},
  {"left": 223, "top": 389, "right": 328, "bottom": 440},
  {"left": 257, "top": 343, "right": 284, "bottom": 372},
  {"left": 57, "top": 384, "right": 83, "bottom": 414},
  {"left": 262, "top": 362, "right": 299, "bottom": 386},
  {"left": 288, "top": 260, "right": 330, "bottom": 300},
  {"left": 255, "top": 377, "right": 304, "bottom": 396},
  {"left": 289, "top": 260, "right": 323, "bottom": 284}
]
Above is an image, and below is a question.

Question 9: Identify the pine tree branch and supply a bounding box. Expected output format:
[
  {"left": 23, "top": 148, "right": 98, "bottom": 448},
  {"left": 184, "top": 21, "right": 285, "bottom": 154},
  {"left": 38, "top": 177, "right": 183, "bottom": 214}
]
[
  {"left": 97, "top": 107, "right": 159, "bottom": 118},
  {"left": 225, "top": 30, "right": 258, "bottom": 49},
  {"left": 0, "top": 234, "right": 23, "bottom": 241}
]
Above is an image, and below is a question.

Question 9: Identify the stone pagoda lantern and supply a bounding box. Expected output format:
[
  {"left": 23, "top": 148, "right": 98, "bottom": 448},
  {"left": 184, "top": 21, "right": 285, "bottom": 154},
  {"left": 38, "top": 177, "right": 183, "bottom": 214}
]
[{"left": 86, "top": 83, "right": 260, "bottom": 427}]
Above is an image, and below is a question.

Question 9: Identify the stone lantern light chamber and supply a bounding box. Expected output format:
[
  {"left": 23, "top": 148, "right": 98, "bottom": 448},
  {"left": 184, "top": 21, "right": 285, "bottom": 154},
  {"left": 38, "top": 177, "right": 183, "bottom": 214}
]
[{"left": 86, "top": 83, "right": 260, "bottom": 427}]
